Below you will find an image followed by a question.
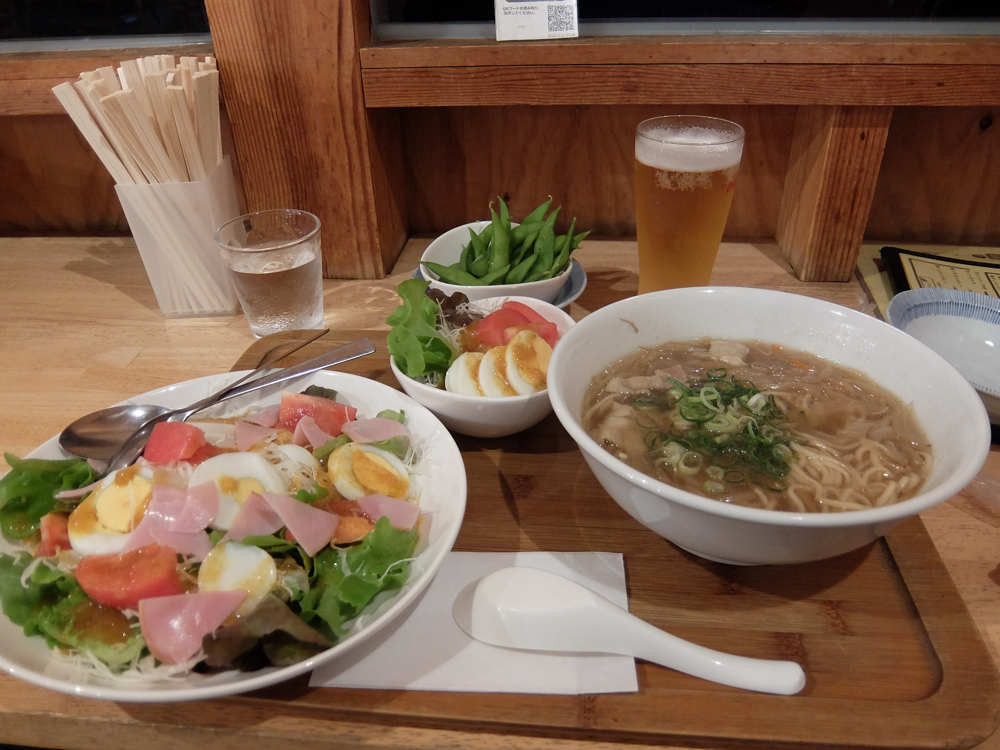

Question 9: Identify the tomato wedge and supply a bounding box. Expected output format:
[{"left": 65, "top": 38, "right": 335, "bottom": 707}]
[
  {"left": 36, "top": 513, "right": 70, "bottom": 557},
  {"left": 74, "top": 544, "right": 184, "bottom": 611},
  {"left": 466, "top": 307, "right": 531, "bottom": 348},
  {"left": 278, "top": 392, "right": 357, "bottom": 435},
  {"left": 143, "top": 422, "right": 206, "bottom": 464}
]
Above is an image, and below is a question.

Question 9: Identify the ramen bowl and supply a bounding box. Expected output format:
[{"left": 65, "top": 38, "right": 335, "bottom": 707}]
[
  {"left": 547, "top": 287, "right": 991, "bottom": 565},
  {"left": 390, "top": 295, "right": 575, "bottom": 438},
  {"left": 419, "top": 221, "right": 572, "bottom": 304}
]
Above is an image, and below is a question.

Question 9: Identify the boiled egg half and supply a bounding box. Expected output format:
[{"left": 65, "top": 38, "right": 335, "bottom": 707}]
[
  {"left": 189, "top": 451, "right": 286, "bottom": 530},
  {"left": 197, "top": 541, "right": 277, "bottom": 617},
  {"left": 444, "top": 329, "right": 552, "bottom": 397},
  {"left": 67, "top": 464, "right": 155, "bottom": 557},
  {"left": 327, "top": 443, "right": 410, "bottom": 500}
]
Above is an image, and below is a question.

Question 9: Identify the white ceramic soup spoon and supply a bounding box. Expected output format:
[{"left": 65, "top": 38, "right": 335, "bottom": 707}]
[{"left": 452, "top": 566, "right": 806, "bottom": 696}]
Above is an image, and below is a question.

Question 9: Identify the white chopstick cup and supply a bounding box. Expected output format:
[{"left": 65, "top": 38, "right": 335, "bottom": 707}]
[{"left": 115, "top": 157, "right": 242, "bottom": 317}]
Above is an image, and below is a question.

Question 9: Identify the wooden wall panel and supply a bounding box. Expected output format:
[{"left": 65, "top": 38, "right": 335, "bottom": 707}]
[
  {"left": 867, "top": 107, "right": 1000, "bottom": 245},
  {"left": 777, "top": 106, "right": 893, "bottom": 282},
  {"left": 0, "top": 115, "right": 126, "bottom": 234},
  {"left": 204, "top": 0, "right": 407, "bottom": 279},
  {"left": 399, "top": 105, "right": 794, "bottom": 240}
]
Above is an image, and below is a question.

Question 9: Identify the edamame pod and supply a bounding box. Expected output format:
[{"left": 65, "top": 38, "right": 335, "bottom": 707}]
[
  {"left": 488, "top": 205, "right": 510, "bottom": 273},
  {"left": 521, "top": 196, "right": 552, "bottom": 225},
  {"left": 423, "top": 260, "right": 486, "bottom": 286},
  {"left": 505, "top": 253, "right": 538, "bottom": 284}
]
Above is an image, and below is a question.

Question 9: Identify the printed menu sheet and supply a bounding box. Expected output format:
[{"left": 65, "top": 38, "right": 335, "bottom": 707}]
[{"left": 856, "top": 243, "right": 1000, "bottom": 320}]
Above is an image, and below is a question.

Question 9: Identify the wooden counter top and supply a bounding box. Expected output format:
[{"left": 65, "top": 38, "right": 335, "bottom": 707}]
[{"left": 0, "top": 236, "right": 997, "bottom": 749}]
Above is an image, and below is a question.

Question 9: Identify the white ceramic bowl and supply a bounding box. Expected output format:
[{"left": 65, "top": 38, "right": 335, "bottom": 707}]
[
  {"left": 419, "top": 221, "right": 573, "bottom": 304},
  {"left": 547, "top": 287, "right": 991, "bottom": 566},
  {"left": 0, "top": 371, "right": 466, "bottom": 701},
  {"left": 390, "top": 296, "right": 576, "bottom": 438}
]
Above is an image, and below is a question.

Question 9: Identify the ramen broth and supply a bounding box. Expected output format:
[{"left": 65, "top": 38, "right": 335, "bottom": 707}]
[{"left": 582, "top": 339, "right": 931, "bottom": 512}]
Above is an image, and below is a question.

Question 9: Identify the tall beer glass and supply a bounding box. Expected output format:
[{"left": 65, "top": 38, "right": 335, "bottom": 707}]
[{"left": 634, "top": 115, "right": 744, "bottom": 293}]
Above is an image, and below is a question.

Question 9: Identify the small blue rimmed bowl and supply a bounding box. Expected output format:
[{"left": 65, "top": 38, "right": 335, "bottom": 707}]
[{"left": 888, "top": 288, "right": 1000, "bottom": 424}]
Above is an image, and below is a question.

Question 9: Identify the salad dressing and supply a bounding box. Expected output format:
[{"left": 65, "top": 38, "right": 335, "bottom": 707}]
[{"left": 72, "top": 600, "right": 132, "bottom": 645}]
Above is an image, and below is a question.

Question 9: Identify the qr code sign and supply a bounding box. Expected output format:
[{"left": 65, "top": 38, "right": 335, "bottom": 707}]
[
  {"left": 495, "top": 0, "right": 579, "bottom": 41},
  {"left": 547, "top": 4, "right": 577, "bottom": 33}
]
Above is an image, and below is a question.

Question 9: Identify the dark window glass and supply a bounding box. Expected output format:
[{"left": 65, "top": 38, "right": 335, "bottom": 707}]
[
  {"left": 380, "top": 0, "right": 996, "bottom": 21},
  {"left": 1, "top": 1, "right": 209, "bottom": 39}
]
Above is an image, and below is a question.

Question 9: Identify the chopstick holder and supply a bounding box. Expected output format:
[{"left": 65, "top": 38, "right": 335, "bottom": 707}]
[
  {"left": 54, "top": 56, "right": 241, "bottom": 319},
  {"left": 114, "top": 158, "right": 240, "bottom": 317}
]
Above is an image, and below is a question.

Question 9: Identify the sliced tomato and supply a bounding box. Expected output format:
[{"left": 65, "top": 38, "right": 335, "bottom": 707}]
[
  {"left": 501, "top": 300, "right": 550, "bottom": 326},
  {"left": 36, "top": 513, "right": 70, "bottom": 557},
  {"left": 278, "top": 392, "right": 357, "bottom": 435},
  {"left": 74, "top": 543, "right": 184, "bottom": 611},
  {"left": 143, "top": 422, "right": 206, "bottom": 464},
  {"left": 466, "top": 307, "right": 531, "bottom": 348}
]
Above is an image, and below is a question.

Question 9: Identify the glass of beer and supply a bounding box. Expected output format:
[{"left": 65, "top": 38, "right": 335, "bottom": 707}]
[{"left": 634, "top": 115, "right": 744, "bottom": 293}]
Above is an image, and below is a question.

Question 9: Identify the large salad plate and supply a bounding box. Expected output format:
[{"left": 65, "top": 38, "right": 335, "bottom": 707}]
[{"left": 0, "top": 371, "right": 467, "bottom": 702}]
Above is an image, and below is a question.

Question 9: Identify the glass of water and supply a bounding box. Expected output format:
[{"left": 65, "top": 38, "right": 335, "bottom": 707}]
[{"left": 214, "top": 209, "right": 324, "bottom": 337}]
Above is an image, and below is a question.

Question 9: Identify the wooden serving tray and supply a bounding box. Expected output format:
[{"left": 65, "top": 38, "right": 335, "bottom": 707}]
[{"left": 232, "top": 330, "right": 1000, "bottom": 749}]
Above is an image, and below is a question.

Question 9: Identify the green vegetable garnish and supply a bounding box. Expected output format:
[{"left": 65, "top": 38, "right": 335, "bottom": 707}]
[
  {"left": 0, "top": 554, "right": 144, "bottom": 670},
  {"left": 385, "top": 278, "right": 457, "bottom": 384},
  {"left": 0, "top": 453, "right": 95, "bottom": 540},
  {"left": 297, "top": 517, "right": 417, "bottom": 639},
  {"left": 643, "top": 371, "right": 794, "bottom": 487}
]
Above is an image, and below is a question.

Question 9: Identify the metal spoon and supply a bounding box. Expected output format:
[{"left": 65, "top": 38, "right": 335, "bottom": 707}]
[
  {"left": 452, "top": 566, "right": 807, "bottom": 696},
  {"left": 59, "top": 329, "right": 330, "bottom": 460},
  {"left": 100, "top": 337, "right": 376, "bottom": 476}
]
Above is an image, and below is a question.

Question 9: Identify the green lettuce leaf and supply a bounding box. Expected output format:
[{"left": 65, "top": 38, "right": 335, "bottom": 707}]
[
  {"left": 0, "top": 454, "right": 95, "bottom": 540},
  {"left": 0, "top": 554, "right": 144, "bottom": 669},
  {"left": 297, "top": 517, "right": 417, "bottom": 639},
  {"left": 385, "top": 279, "right": 456, "bottom": 382}
]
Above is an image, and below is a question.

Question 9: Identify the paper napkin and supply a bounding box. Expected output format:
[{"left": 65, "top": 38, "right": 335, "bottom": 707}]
[{"left": 309, "top": 550, "right": 638, "bottom": 694}]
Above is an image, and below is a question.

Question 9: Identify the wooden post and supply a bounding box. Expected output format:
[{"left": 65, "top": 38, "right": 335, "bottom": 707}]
[
  {"left": 203, "top": 0, "right": 406, "bottom": 279},
  {"left": 776, "top": 105, "right": 893, "bottom": 281}
]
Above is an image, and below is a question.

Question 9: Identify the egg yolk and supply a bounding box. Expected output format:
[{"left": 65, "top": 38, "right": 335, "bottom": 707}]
[
  {"left": 216, "top": 475, "right": 266, "bottom": 504},
  {"left": 352, "top": 450, "right": 410, "bottom": 499},
  {"left": 508, "top": 330, "right": 551, "bottom": 389},
  {"left": 95, "top": 472, "right": 153, "bottom": 533}
]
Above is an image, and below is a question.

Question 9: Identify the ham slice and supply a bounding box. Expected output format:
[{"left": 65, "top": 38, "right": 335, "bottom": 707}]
[
  {"left": 245, "top": 404, "right": 280, "bottom": 428},
  {"left": 260, "top": 492, "right": 338, "bottom": 556},
  {"left": 292, "top": 415, "right": 333, "bottom": 449},
  {"left": 357, "top": 493, "right": 420, "bottom": 530},
  {"left": 341, "top": 417, "right": 409, "bottom": 444},
  {"left": 121, "top": 483, "right": 217, "bottom": 560},
  {"left": 235, "top": 420, "right": 275, "bottom": 451},
  {"left": 139, "top": 590, "right": 246, "bottom": 664},
  {"left": 223, "top": 491, "right": 283, "bottom": 542},
  {"left": 122, "top": 519, "right": 212, "bottom": 561}
]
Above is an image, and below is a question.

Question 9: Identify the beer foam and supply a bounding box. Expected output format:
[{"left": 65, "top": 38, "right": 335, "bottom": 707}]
[{"left": 636, "top": 125, "right": 743, "bottom": 173}]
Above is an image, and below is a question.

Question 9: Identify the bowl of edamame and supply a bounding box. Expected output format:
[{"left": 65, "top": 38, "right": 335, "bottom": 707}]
[{"left": 419, "top": 197, "right": 588, "bottom": 304}]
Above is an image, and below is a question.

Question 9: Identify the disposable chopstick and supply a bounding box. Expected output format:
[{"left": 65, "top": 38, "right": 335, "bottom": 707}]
[
  {"left": 143, "top": 70, "right": 189, "bottom": 181},
  {"left": 51, "top": 83, "right": 132, "bottom": 185},
  {"left": 166, "top": 83, "right": 207, "bottom": 180},
  {"left": 193, "top": 70, "right": 221, "bottom": 172},
  {"left": 100, "top": 89, "right": 169, "bottom": 183},
  {"left": 72, "top": 79, "right": 146, "bottom": 183}
]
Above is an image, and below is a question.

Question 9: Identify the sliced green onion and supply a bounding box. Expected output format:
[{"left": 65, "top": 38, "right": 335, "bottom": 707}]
[
  {"left": 679, "top": 399, "right": 714, "bottom": 423},
  {"left": 704, "top": 480, "right": 727, "bottom": 494},
  {"left": 706, "top": 465, "right": 725, "bottom": 481},
  {"left": 678, "top": 451, "right": 702, "bottom": 475}
]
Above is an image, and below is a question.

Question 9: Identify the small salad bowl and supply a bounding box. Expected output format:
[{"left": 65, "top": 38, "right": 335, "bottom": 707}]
[
  {"left": 390, "top": 295, "right": 576, "bottom": 438},
  {"left": 419, "top": 221, "right": 573, "bottom": 304}
]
